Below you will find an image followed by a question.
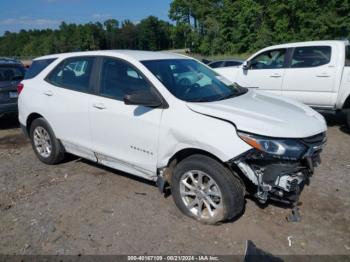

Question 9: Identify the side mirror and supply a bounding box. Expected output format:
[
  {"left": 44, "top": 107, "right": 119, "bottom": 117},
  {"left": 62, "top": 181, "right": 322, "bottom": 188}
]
[
  {"left": 123, "top": 90, "right": 162, "bottom": 108},
  {"left": 242, "top": 61, "right": 250, "bottom": 70}
]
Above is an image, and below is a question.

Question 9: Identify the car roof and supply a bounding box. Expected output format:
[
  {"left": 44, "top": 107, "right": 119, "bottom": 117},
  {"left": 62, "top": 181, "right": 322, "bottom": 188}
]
[
  {"left": 33, "top": 50, "right": 187, "bottom": 62},
  {"left": 262, "top": 40, "right": 349, "bottom": 50},
  {"left": 0, "top": 57, "right": 23, "bottom": 65}
]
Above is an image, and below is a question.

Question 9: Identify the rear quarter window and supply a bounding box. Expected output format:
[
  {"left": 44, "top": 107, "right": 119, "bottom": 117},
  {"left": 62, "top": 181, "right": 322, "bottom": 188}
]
[{"left": 24, "top": 58, "right": 56, "bottom": 80}]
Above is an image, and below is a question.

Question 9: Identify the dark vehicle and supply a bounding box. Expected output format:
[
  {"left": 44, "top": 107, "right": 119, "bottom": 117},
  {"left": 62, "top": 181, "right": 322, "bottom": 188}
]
[
  {"left": 208, "top": 59, "right": 243, "bottom": 69},
  {"left": 0, "top": 57, "right": 25, "bottom": 117}
]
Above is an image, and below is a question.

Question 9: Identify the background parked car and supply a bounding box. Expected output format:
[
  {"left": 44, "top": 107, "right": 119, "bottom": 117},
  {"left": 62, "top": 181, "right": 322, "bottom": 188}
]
[
  {"left": 0, "top": 57, "right": 25, "bottom": 117},
  {"left": 215, "top": 40, "right": 350, "bottom": 129},
  {"left": 208, "top": 59, "right": 243, "bottom": 68}
]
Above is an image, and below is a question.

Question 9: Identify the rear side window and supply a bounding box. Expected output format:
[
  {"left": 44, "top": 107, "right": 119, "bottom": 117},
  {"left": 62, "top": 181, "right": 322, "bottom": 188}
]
[
  {"left": 345, "top": 46, "right": 350, "bottom": 66},
  {"left": 291, "top": 46, "right": 331, "bottom": 68},
  {"left": 46, "top": 57, "right": 94, "bottom": 93},
  {"left": 24, "top": 58, "right": 56, "bottom": 79},
  {"left": 0, "top": 66, "right": 25, "bottom": 82}
]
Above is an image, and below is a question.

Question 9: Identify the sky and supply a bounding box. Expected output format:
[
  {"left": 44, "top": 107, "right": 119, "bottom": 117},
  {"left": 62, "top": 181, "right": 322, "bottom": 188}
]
[{"left": 0, "top": 0, "right": 173, "bottom": 35}]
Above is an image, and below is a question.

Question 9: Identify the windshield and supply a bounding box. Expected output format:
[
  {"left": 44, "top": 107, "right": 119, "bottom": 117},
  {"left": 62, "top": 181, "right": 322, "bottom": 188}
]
[
  {"left": 142, "top": 59, "right": 247, "bottom": 102},
  {"left": 0, "top": 66, "right": 25, "bottom": 82}
]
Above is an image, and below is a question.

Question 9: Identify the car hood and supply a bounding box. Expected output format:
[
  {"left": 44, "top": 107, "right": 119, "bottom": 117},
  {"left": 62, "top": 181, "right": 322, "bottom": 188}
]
[{"left": 186, "top": 90, "right": 327, "bottom": 138}]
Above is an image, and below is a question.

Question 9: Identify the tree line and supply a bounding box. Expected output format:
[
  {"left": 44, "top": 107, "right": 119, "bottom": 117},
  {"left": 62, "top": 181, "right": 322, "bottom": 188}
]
[
  {"left": 0, "top": 17, "right": 178, "bottom": 58},
  {"left": 169, "top": 0, "right": 350, "bottom": 55},
  {"left": 1, "top": 0, "right": 350, "bottom": 58}
]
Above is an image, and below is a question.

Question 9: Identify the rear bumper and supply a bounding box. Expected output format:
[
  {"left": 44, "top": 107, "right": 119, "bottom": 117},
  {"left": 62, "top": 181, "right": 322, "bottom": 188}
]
[{"left": 0, "top": 102, "right": 18, "bottom": 115}]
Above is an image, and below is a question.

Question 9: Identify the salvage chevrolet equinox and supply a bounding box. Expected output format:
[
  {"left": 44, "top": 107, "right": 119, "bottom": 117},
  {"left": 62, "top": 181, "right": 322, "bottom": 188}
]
[{"left": 18, "top": 50, "right": 327, "bottom": 224}]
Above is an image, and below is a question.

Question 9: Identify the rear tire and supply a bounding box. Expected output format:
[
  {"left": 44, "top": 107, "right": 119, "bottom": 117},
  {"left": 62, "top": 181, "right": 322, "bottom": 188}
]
[
  {"left": 29, "top": 118, "right": 65, "bottom": 165},
  {"left": 171, "top": 154, "right": 245, "bottom": 224}
]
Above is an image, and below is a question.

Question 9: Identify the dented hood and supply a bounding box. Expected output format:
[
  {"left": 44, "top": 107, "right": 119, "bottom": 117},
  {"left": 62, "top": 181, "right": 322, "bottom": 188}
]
[{"left": 186, "top": 90, "right": 327, "bottom": 138}]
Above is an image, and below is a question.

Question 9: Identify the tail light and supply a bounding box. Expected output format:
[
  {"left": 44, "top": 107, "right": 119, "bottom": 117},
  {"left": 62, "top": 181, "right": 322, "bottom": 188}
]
[{"left": 17, "top": 82, "right": 24, "bottom": 94}]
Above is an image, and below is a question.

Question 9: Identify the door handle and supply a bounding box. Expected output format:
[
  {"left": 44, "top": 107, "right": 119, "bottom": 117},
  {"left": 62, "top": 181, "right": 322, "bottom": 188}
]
[
  {"left": 44, "top": 90, "right": 53, "bottom": 96},
  {"left": 316, "top": 73, "right": 330, "bottom": 77},
  {"left": 270, "top": 73, "right": 281, "bottom": 78},
  {"left": 92, "top": 103, "right": 106, "bottom": 110}
]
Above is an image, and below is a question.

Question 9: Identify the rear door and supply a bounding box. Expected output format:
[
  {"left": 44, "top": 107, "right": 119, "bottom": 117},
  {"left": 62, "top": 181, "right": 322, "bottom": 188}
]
[
  {"left": 236, "top": 48, "right": 287, "bottom": 95},
  {"left": 282, "top": 45, "right": 337, "bottom": 107},
  {"left": 89, "top": 57, "right": 163, "bottom": 179},
  {"left": 44, "top": 56, "right": 96, "bottom": 161}
]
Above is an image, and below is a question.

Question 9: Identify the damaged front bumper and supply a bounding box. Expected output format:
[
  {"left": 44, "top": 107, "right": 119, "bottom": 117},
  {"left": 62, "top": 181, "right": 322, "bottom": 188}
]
[{"left": 229, "top": 132, "right": 326, "bottom": 205}]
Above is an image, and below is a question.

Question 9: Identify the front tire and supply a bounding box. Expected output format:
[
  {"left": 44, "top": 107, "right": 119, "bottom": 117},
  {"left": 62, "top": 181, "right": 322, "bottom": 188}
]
[
  {"left": 171, "top": 155, "right": 245, "bottom": 224},
  {"left": 29, "top": 118, "right": 65, "bottom": 165}
]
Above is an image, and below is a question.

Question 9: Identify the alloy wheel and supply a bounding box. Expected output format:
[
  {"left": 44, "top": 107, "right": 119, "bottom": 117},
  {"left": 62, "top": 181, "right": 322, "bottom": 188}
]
[
  {"left": 33, "top": 126, "right": 52, "bottom": 158},
  {"left": 179, "top": 170, "right": 223, "bottom": 220}
]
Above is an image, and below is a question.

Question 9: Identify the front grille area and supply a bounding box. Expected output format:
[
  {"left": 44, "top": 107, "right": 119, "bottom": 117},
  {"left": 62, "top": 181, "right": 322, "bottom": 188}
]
[
  {"left": 302, "top": 132, "right": 327, "bottom": 146},
  {"left": 301, "top": 132, "right": 326, "bottom": 167},
  {"left": 287, "top": 178, "right": 299, "bottom": 191}
]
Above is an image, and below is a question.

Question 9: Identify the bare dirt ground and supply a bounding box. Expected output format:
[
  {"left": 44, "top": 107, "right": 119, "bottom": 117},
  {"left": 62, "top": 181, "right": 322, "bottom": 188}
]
[{"left": 0, "top": 114, "right": 349, "bottom": 256}]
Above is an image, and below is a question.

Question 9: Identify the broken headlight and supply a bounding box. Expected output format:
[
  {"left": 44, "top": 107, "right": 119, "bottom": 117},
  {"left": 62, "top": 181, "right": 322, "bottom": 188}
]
[{"left": 237, "top": 131, "right": 307, "bottom": 160}]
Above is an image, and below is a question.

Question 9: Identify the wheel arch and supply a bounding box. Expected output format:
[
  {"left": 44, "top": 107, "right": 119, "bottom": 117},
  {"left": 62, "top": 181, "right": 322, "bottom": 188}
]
[
  {"left": 159, "top": 147, "right": 245, "bottom": 192},
  {"left": 167, "top": 147, "right": 224, "bottom": 167},
  {"left": 26, "top": 112, "right": 45, "bottom": 134},
  {"left": 343, "top": 95, "right": 350, "bottom": 109}
]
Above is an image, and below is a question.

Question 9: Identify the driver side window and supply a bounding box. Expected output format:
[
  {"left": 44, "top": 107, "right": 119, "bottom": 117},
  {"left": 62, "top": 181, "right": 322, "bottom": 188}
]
[
  {"left": 250, "top": 49, "right": 286, "bottom": 70},
  {"left": 99, "top": 57, "right": 152, "bottom": 101}
]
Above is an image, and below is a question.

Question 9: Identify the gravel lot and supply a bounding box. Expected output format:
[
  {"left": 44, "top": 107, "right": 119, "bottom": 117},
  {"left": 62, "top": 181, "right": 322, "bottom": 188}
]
[{"left": 0, "top": 114, "right": 349, "bottom": 256}]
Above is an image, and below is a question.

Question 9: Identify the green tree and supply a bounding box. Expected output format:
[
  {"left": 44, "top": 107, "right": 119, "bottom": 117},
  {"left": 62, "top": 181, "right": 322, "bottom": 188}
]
[
  {"left": 119, "top": 20, "right": 138, "bottom": 49},
  {"left": 104, "top": 19, "right": 119, "bottom": 49},
  {"left": 138, "top": 16, "right": 172, "bottom": 50},
  {"left": 1, "top": 1, "right": 350, "bottom": 58}
]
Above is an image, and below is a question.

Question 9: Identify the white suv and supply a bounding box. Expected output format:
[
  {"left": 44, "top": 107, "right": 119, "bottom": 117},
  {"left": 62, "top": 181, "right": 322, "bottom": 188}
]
[{"left": 18, "top": 50, "right": 327, "bottom": 224}]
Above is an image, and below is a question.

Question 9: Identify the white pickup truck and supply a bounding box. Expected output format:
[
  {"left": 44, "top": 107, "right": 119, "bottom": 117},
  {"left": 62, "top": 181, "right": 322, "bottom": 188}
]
[{"left": 215, "top": 40, "right": 350, "bottom": 128}]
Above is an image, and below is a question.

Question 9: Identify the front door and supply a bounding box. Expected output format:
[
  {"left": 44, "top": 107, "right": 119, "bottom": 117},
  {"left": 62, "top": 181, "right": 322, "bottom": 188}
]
[
  {"left": 89, "top": 57, "right": 163, "bottom": 179},
  {"left": 236, "top": 48, "right": 287, "bottom": 95}
]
